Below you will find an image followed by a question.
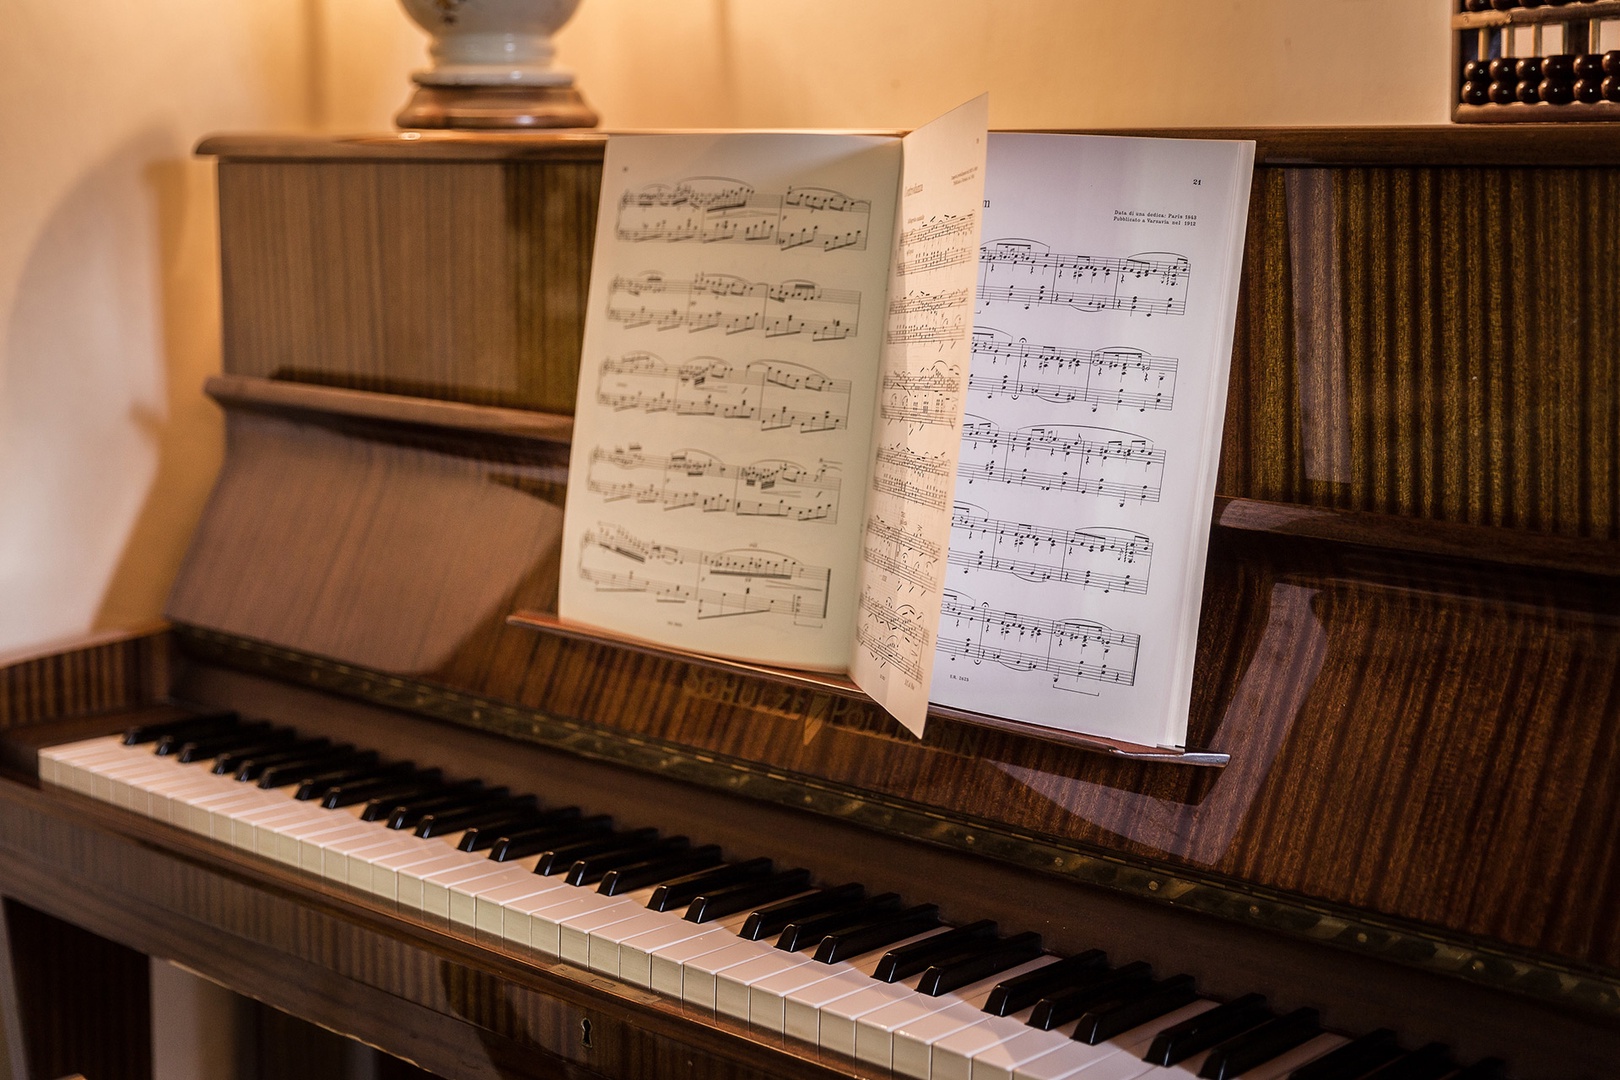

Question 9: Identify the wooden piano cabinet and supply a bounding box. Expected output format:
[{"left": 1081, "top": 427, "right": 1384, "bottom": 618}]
[{"left": 5, "top": 127, "right": 1620, "bottom": 1078}]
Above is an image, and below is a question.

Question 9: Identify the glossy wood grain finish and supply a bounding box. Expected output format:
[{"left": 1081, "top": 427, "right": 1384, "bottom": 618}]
[
  {"left": 0, "top": 629, "right": 168, "bottom": 733},
  {"left": 216, "top": 156, "right": 598, "bottom": 413},
  {"left": 1227, "top": 163, "right": 1620, "bottom": 537}
]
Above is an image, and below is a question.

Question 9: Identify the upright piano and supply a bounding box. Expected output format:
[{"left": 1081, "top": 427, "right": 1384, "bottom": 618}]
[{"left": 2, "top": 127, "right": 1618, "bottom": 1080}]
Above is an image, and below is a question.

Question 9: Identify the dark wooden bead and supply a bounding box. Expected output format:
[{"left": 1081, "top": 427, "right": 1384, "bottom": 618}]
[
  {"left": 1574, "top": 54, "right": 1606, "bottom": 81},
  {"left": 1574, "top": 77, "right": 1604, "bottom": 104},
  {"left": 1539, "top": 78, "right": 1575, "bottom": 105},
  {"left": 1516, "top": 79, "right": 1541, "bottom": 104},
  {"left": 1489, "top": 80, "right": 1520, "bottom": 104},
  {"left": 1488, "top": 56, "right": 1521, "bottom": 82},
  {"left": 1490, "top": 0, "right": 1519, "bottom": 9},
  {"left": 1463, "top": 59, "right": 1493, "bottom": 83},
  {"left": 1461, "top": 81, "right": 1492, "bottom": 106},
  {"left": 1541, "top": 54, "right": 1576, "bottom": 81},
  {"left": 1603, "top": 74, "right": 1620, "bottom": 102},
  {"left": 1604, "top": 51, "right": 1620, "bottom": 77},
  {"left": 1515, "top": 56, "right": 1544, "bottom": 82},
  {"left": 1464, "top": 0, "right": 1490, "bottom": 8}
]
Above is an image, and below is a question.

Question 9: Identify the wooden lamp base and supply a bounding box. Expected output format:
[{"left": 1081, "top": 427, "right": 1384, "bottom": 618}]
[{"left": 396, "top": 83, "right": 599, "bottom": 129}]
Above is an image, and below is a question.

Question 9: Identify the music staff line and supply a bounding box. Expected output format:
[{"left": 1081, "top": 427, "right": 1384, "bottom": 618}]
[
  {"left": 950, "top": 504, "right": 1152, "bottom": 595},
  {"left": 608, "top": 272, "right": 859, "bottom": 341},
  {"left": 586, "top": 446, "right": 841, "bottom": 523},
  {"left": 597, "top": 354, "right": 851, "bottom": 435},
  {"left": 978, "top": 239, "right": 1191, "bottom": 317},
  {"left": 580, "top": 524, "right": 831, "bottom": 624},
  {"left": 970, "top": 329, "right": 1179, "bottom": 413},
  {"left": 958, "top": 419, "right": 1167, "bottom": 505},
  {"left": 938, "top": 593, "right": 1140, "bottom": 690},
  {"left": 617, "top": 177, "right": 870, "bottom": 252},
  {"left": 855, "top": 590, "right": 929, "bottom": 684}
]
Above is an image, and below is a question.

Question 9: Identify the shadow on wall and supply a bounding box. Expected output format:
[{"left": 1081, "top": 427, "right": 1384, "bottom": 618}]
[{"left": 0, "top": 129, "right": 224, "bottom": 651}]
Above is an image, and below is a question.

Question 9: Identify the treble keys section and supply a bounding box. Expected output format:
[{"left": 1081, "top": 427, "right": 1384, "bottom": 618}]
[{"left": 39, "top": 715, "right": 1511, "bottom": 1080}]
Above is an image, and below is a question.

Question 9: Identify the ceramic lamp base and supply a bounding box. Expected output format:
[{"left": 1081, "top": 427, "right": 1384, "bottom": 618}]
[{"left": 396, "top": 83, "right": 599, "bottom": 129}]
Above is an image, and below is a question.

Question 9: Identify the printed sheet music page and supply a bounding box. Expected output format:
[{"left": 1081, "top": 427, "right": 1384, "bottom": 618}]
[
  {"left": 848, "top": 95, "right": 990, "bottom": 735},
  {"left": 559, "top": 131, "right": 902, "bottom": 671},
  {"left": 929, "top": 133, "right": 1255, "bottom": 748}
]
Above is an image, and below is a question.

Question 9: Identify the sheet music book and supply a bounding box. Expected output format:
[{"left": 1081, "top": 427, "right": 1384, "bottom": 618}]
[{"left": 560, "top": 108, "right": 1254, "bottom": 748}]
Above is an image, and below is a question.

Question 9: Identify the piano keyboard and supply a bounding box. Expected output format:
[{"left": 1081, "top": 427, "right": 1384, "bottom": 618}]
[{"left": 38, "top": 712, "right": 1508, "bottom": 1080}]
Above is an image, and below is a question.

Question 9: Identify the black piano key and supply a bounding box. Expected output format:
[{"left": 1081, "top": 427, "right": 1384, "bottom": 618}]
[
  {"left": 810, "top": 904, "right": 941, "bottom": 964},
  {"left": 984, "top": 949, "right": 1107, "bottom": 1017},
  {"left": 414, "top": 794, "right": 538, "bottom": 838},
  {"left": 1198, "top": 1007, "right": 1320, "bottom": 1080},
  {"left": 1072, "top": 974, "right": 1197, "bottom": 1044},
  {"left": 484, "top": 815, "right": 612, "bottom": 860},
  {"left": 1365, "top": 1043, "right": 1455, "bottom": 1080},
  {"left": 533, "top": 828, "right": 659, "bottom": 876},
  {"left": 1029, "top": 961, "right": 1153, "bottom": 1030},
  {"left": 260, "top": 750, "right": 378, "bottom": 789},
  {"left": 324, "top": 769, "right": 444, "bottom": 810},
  {"left": 1144, "top": 993, "right": 1271, "bottom": 1067},
  {"left": 566, "top": 836, "right": 691, "bottom": 886},
  {"left": 463, "top": 808, "right": 588, "bottom": 853},
  {"left": 741, "top": 883, "right": 865, "bottom": 941},
  {"left": 1289, "top": 1029, "right": 1402, "bottom": 1080},
  {"left": 359, "top": 778, "right": 479, "bottom": 821},
  {"left": 235, "top": 744, "right": 350, "bottom": 782},
  {"left": 684, "top": 868, "right": 813, "bottom": 923},
  {"left": 874, "top": 919, "right": 998, "bottom": 983},
  {"left": 646, "top": 856, "right": 773, "bottom": 912},
  {"left": 161, "top": 721, "right": 274, "bottom": 759},
  {"left": 775, "top": 893, "right": 901, "bottom": 952},
  {"left": 386, "top": 786, "right": 508, "bottom": 830},
  {"left": 917, "top": 930, "right": 1045, "bottom": 996},
  {"left": 218, "top": 739, "right": 332, "bottom": 778},
  {"left": 1446, "top": 1058, "right": 1506, "bottom": 1080},
  {"left": 295, "top": 760, "right": 415, "bottom": 801},
  {"left": 597, "top": 845, "right": 723, "bottom": 896},
  {"left": 124, "top": 711, "right": 237, "bottom": 745},
  {"left": 175, "top": 727, "right": 293, "bottom": 763}
]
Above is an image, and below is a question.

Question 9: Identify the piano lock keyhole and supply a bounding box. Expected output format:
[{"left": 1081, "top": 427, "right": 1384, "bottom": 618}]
[{"left": 580, "top": 1017, "right": 594, "bottom": 1049}]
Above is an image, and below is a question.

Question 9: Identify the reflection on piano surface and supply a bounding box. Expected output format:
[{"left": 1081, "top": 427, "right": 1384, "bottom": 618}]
[{"left": 5, "top": 128, "right": 1620, "bottom": 1080}]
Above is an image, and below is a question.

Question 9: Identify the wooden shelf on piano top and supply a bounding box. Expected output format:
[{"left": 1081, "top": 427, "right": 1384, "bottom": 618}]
[{"left": 504, "top": 612, "right": 1232, "bottom": 768}]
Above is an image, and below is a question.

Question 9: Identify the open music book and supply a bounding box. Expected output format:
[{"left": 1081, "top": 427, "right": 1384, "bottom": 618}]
[{"left": 560, "top": 101, "right": 1254, "bottom": 748}]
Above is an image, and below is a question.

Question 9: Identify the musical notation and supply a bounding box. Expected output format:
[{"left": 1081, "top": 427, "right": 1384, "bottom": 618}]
[
  {"left": 880, "top": 362, "right": 963, "bottom": 427},
  {"left": 579, "top": 524, "right": 831, "bottom": 624},
  {"left": 855, "top": 590, "right": 928, "bottom": 683},
  {"left": 871, "top": 443, "right": 951, "bottom": 511},
  {"left": 970, "top": 329, "right": 1178, "bottom": 413},
  {"left": 937, "top": 592, "right": 1140, "bottom": 691},
  {"left": 608, "top": 273, "right": 860, "bottom": 341},
  {"left": 950, "top": 503, "right": 1152, "bottom": 595},
  {"left": 617, "top": 178, "right": 870, "bottom": 252},
  {"left": 586, "top": 446, "right": 841, "bottom": 523},
  {"left": 597, "top": 353, "right": 851, "bottom": 434},
  {"left": 977, "top": 239, "right": 1190, "bottom": 317},
  {"left": 885, "top": 288, "right": 972, "bottom": 345},
  {"left": 957, "top": 418, "right": 1165, "bottom": 506},
  {"left": 863, "top": 515, "right": 941, "bottom": 592}
]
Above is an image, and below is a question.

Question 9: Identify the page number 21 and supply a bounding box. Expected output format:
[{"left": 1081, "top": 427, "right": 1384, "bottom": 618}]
[{"left": 1192, "top": 179, "right": 1201, "bottom": 186}]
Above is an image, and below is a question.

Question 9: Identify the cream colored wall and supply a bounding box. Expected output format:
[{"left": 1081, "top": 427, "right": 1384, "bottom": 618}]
[{"left": 0, "top": 0, "right": 1448, "bottom": 657}]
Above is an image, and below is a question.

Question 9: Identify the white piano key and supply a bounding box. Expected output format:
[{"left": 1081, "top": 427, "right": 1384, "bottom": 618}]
[
  {"left": 852, "top": 957, "right": 1054, "bottom": 1071},
  {"left": 528, "top": 891, "right": 640, "bottom": 958},
  {"left": 504, "top": 881, "right": 595, "bottom": 953},
  {"left": 680, "top": 937, "right": 790, "bottom": 1012},
  {"left": 556, "top": 888, "right": 665, "bottom": 967},
  {"left": 778, "top": 930, "right": 948, "bottom": 1049},
  {"left": 448, "top": 862, "right": 539, "bottom": 929},
  {"left": 713, "top": 948, "right": 819, "bottom": 1023},
  {"left": 331, "top": 830, "right": 421, "bottom": 886},
  {"left": 374, "top": 846, "right": 470, "bottom": 906},
  {"left": 420, "top": 859, "right": 523, "bottom": 925},
  {"left": 474, "top": 875, "right": 568, "bottom": 940},
  {"left": 616, "top": 920, "right": 732, "bottom": 989},
  {"left": 296, "top": 819, "right": 380, "bottom": 873}
]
